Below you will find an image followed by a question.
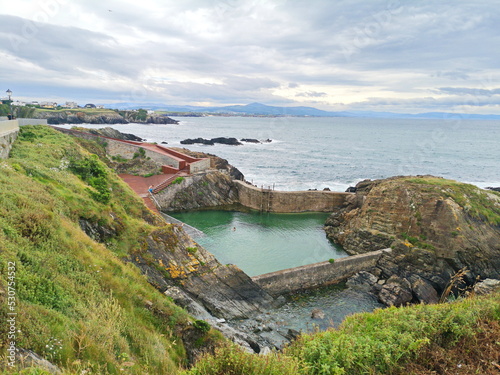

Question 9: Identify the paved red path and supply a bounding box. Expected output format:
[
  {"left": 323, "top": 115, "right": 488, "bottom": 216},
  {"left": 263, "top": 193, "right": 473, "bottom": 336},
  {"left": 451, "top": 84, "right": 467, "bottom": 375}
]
[
  {"left": 119, "top": 173, "right": 178, "bottom": 214},
  {"left": 119, "top": 173, "right": 174, "bottom": 198}
]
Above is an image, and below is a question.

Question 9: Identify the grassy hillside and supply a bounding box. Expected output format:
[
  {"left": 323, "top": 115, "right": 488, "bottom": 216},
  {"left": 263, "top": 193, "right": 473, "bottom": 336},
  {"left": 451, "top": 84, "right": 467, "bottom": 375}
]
[{"left": 0, "top": 126, "right": 192, "bottom": 374}]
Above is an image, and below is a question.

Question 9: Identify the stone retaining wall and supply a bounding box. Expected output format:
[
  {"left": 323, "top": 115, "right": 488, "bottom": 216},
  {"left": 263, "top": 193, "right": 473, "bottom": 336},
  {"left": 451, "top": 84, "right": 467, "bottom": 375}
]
[
  {"left": 234, "top": 180, "right": 351, "bottom": 213},
  {"left": 251, "top": 248, "right": 391, "bottom": 297},
  {"left": 0, "top": 120, "right": 19, "bottom": 159}
]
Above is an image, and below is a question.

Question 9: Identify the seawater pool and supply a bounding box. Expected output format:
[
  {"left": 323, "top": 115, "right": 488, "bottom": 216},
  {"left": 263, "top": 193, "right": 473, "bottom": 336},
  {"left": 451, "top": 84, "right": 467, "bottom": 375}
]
[{"left": 169, "top": 210, "right": 347, "bottom": 276}]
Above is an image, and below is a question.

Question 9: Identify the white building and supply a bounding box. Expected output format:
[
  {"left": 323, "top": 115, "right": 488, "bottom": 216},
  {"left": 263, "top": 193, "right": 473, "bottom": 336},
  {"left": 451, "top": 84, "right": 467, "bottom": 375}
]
[{"left": 62, "top": 101, "right": 78, "bottom": 109}]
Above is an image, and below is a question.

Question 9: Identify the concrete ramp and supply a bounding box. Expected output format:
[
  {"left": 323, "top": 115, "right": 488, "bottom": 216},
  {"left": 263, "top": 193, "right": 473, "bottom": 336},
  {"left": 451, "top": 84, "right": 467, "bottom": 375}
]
[{"left": 160, "top": 213, "right": 205, "bottom": 238}]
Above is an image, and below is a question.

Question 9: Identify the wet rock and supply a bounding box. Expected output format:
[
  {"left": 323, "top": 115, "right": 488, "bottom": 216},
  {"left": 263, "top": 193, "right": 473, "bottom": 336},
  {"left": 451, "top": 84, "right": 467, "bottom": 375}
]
[
  {"left": 241, "top": 138, "right": 260, "bottom": 143},
  {"left": 486, "top": 187, "right": 500, "bottom": 192},
  {"left": 346, "top": 271, "right": 378, "bottom": 288},
  {"left": 378, "top": 275, "right": 413, "bottom": 307},
  {"left": 161, "top": 141, "right": 168, "bottom": 144},
  {"left": 323, "top": 187, "right": 331, "bottom": 191},
  {"left": 345, "top": 186, "right": 357, "bottom": 192},
  {"left": 211, "top": 137, "right": 243, "bottom": 145},
  {"left": 181, "top": 137, "right": 243, "bottom": 146},
  {"left": 284, "top": 328, "right": 301, "bottom": 341},
  {"left": 311, "top": 308, "right": 325, "bottom": 319},
  {"left": 409, "top": 275, "right": 439, "bottom": 304},
  {"left": 474, "top": 278, "right": 500, "bottom": 295},
  {"left": 181, "top": 137, "right": 214, "bottom": 145}
]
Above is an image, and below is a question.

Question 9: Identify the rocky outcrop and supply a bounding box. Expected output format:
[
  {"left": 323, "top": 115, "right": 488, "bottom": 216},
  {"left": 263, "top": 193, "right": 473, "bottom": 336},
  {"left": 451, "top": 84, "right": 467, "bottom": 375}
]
[
  {"left": 170, "top": 147, "right": 244, "bottom": 181},
  {"left": 181, "top": 137, "right": 242, "bottom": 146},
  {"left": 130, "top": 224, "right": 274, "bottom": 320},
  {"left": 325, "top": 176, "right": 500, "bottom": 304},
  {"left": 155, "top": 171, "right": 240, "bottom": 211},
  {"left": 33, "top": 110, "right": 178, "bottom": 125},
  {"left": 83, "top": 127, "right": 144, "bottom": 141}
]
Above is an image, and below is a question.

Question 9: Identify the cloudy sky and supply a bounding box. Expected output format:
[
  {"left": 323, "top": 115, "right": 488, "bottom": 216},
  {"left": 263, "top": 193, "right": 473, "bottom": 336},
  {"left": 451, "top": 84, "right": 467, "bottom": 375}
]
[{"left": 1, "top": 0, "right": 499, "bottom": 113}]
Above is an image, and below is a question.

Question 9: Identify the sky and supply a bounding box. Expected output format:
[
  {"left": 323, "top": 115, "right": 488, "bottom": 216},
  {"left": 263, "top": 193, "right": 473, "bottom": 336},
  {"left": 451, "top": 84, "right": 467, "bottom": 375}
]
[{"left": 1, "top": 0, "right": 500, "bottom": 114}]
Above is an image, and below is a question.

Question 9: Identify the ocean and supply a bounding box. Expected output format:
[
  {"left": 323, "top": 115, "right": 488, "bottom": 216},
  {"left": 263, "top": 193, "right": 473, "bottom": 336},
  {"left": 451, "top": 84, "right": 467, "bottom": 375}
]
[
  {"left": 56, "top": 116, "right": 499, "bottom": 329},
  {"left": 60, "top": 116, "right": 500, "bottom": 192}
]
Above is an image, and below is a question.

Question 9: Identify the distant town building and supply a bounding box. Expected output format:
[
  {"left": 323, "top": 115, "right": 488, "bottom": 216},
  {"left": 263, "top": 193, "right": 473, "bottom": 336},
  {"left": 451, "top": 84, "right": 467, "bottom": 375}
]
[
  {"left": 12, "top": 101, "right": 26, "bottom": 106},
  {"left": 84, "top": 103, "right": 96, "bottom": 108},
  {"left": 147, "top": 110, "right": 155, "bottom": 115},
  {"left": 31, "top": 101, "right": 39, "bottom": 106},
  {"left": 40, "top": 101, "right": 57, "bottom": 109},
  {"left": 62, "top": 101, "right": 78, "bottom": 109},
  {"left": 96, "top": 105, "right": 105, "bottom": 109}
]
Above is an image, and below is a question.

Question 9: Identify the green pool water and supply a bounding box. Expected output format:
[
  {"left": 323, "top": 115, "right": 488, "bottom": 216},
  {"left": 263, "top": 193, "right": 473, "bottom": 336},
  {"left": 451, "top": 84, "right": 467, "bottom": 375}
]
[{"left": 169, "top": 210, "right": 347, "bottom": 277}]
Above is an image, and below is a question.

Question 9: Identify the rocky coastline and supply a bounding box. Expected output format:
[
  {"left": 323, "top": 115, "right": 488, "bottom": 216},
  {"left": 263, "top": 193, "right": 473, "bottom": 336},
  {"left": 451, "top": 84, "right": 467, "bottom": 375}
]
[
  {"left": 70, "top": 127, "right": 500, "bottom": 351},
  {"left": 33, "top": 109, "right": 178, "bottom": 125}
]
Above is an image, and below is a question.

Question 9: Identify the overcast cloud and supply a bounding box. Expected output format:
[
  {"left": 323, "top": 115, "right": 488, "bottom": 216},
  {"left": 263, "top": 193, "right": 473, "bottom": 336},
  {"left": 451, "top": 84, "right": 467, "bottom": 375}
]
[{"left": 1, "top": 0, "right": 499, "bottom": 113}]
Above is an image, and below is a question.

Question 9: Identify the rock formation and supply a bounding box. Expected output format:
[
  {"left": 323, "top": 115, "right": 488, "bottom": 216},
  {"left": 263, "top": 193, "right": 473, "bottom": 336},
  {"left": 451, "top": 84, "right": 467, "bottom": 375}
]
[
  {"left": 154, "top": 171, "right": 240, "bottom": 211},
  {"left": 180, "top": 137, "right": 242, "bottom": 146},
  {"left": 128, "top": 224, "right": 275, "bottom": 320},
  {"left": 325, "top": 176, "right": 500, "bottom": 304},
  {"left": 33, "top": 110, "right": 178, "bottom": 125}
]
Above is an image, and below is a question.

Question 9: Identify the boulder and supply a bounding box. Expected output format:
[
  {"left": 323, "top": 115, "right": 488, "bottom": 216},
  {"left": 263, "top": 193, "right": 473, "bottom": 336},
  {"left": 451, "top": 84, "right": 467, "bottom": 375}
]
[
  {"left": 409, "top": 275, "right": 439, "bottom": 304},
  {"left": 378, "top": 275, "right": 413, "bottom": 307},
  {"left": 311, "top": 308, "right": 325, "bottom": 319},
  {"left": 241, "top": 138, "right": 260, "bottom": 143},
  {"left": 474, "top": 278, "right": 500, "bottom": 295},
  {"left": 346, "top": 271, "right": 378, "bottom": 288}
]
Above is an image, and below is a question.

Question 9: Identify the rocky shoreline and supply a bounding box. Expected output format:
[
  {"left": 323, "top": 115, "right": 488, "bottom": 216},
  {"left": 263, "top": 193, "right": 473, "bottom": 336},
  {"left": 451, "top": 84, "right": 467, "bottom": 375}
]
[
  {"left": 33, "top": 109, "right": 179, "bottom": 125},
  {"left": 72, "top": 127, "right": 500, "bottom": 353}
]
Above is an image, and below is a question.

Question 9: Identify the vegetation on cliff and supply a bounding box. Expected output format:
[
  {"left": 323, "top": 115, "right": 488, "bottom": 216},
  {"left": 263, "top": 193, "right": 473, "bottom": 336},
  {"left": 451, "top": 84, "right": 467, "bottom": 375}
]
[
  {"left": 184, "top": 292, "right": 500, "bottom": 374},
  {"left": 0, "top": 126, "right": 208, "bottom": 374}
]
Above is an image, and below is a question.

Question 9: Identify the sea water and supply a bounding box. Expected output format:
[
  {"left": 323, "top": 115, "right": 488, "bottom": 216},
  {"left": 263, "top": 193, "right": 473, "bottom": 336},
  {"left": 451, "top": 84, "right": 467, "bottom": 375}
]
[
  {"left": 169, "top": 210, "right": 346, "bottom": 276},
  {"left": 60, "top": 116, "right": 500, "bottom": 192},
  {"left": 56, "top": 117, "right": 499, "bottom": 329}
]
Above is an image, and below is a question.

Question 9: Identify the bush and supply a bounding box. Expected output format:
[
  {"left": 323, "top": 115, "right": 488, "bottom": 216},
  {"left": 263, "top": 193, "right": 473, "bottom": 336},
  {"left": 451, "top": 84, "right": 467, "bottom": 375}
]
[
  {"left": 193, "top": 319, "right": 210, "bottom": 334},
  {"left": 171, "top": 177, "right": 185, "bottom": 185},
  {"left": 69, "top": 155, "right": 111, "bottom": 204}
]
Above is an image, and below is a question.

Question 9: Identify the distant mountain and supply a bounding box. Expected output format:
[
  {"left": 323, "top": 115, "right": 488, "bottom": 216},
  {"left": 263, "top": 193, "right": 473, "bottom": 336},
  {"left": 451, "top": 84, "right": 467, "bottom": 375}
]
[{"left": 109, "top": 102, "right": 500, "bottom": 120}]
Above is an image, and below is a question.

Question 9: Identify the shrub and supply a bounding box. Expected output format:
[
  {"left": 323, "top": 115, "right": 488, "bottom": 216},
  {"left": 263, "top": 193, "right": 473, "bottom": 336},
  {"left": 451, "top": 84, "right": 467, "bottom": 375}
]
[
  {"left": 171, "top": 177, "right": 185, "bottom": 185},
  {"left": 193, "top": 319, "right": 210, "bottom": 334}
]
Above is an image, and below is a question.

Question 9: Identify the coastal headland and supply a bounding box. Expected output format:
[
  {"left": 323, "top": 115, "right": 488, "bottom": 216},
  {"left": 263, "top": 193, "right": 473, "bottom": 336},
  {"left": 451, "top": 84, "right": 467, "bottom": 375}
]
[{"left": 2, "top": 123, "right": 500, "bottom": 374}]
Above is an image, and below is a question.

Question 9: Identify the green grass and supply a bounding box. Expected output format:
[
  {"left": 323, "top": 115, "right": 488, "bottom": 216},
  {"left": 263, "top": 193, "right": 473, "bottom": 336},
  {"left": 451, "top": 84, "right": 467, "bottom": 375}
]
[
  {"left": 403, "top": 176, "right": 500, "bottom": 226},
  {"left": 0, "top": 126, "right": 191, "bottom": 374},
  {"left": 184, "top": 293, "right": 500, "bottom": 375}
]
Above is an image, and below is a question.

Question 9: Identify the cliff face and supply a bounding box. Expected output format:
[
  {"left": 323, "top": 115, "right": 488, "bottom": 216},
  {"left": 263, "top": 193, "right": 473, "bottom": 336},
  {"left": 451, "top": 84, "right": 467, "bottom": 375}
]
[
  {"left": 130, "top": 224, "right": 274, "bottom": 319},
  {"left": 155, "top": 171, "right": 240, "bottom": 211},
  {"left": 325, "top": 176, "right": 500, "bottom": 294}
]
